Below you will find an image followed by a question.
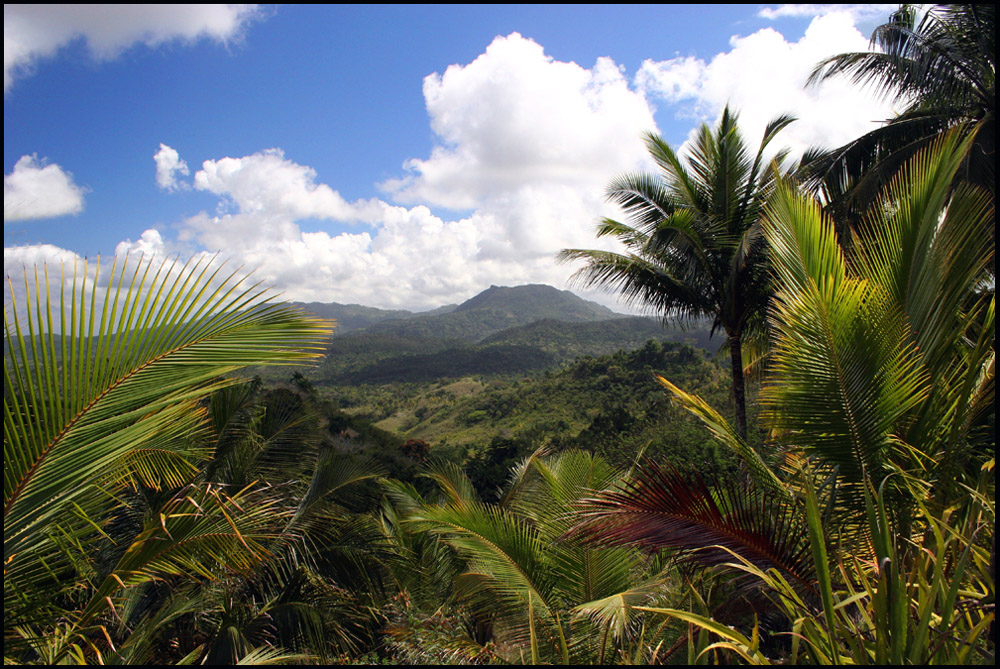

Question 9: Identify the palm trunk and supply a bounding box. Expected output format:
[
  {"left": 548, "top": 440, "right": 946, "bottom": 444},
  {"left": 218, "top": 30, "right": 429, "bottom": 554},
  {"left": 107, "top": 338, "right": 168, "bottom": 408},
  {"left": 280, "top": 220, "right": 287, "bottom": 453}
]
[{"left": 728, "top": 334, "right": 748, "bottom": 441}]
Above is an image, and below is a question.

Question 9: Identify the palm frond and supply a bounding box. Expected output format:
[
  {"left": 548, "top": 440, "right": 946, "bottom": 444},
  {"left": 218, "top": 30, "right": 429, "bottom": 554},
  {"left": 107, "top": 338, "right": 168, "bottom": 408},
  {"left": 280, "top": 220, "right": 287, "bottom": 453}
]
[
  {"left": 560, "top": 248, "right": 711, "bottom": 323},
  {"left": 234, "top": 645, "right": 315, "bottom": 665},
  {"left": 293, "top": 446, "right": 383, "bottom": 521},
  {"left": 803, "top": 4, "right": 994, "bottom": 216},
  {"left": 408, "top": 501, "right": 553, "bottom": 612},
  {"left": 4, "top": 254, "right": 332, "bottom": 654},
  {"left": 5, "top": 254, "right": 332, "bottom": 557},
  {"left": 569, "top": 462, "right": 817, "bottom": 595},
  {"left": 762, "top": 180, "right": 929, "bottom": 492},
  {"left": 604, "top": 171, "right": 677, "bottom": 233},
  {"left": 653, "top": 375, "right": 785, "bottom": 497}
]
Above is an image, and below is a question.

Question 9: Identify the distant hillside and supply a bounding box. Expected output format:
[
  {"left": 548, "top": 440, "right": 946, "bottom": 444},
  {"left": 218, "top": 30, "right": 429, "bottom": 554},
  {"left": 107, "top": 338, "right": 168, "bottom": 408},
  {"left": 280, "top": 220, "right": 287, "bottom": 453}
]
[
  {"left": 378, "top": 339, "right": 726, "bottom": 454},
  {"left": 480, "top": 316, "right": 717, "bottom": 358},
  {"left": 452, "top": 284, "right": 620, "bottom": 320},
  {"left": 356, "top": 283, "right": 623, "bottom": 342},
  {"left": 342, "top": 344, "right": 558, "bottom": 384},
  {"left": 319, "top": 338, "right": 738, "bottom": 495},
  {"left": 281, "top": 284, "right": 718, "bottom": 386},
  {"left": 292, "top": 301, "right": 457, "bottom": 334}
]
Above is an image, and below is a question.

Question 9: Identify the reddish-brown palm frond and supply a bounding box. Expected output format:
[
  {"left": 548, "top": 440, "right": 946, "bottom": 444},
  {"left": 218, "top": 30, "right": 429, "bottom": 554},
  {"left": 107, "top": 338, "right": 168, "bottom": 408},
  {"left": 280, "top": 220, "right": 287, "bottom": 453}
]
[{"left": 568, "top": 461, "right": 817, "bottom": 596}]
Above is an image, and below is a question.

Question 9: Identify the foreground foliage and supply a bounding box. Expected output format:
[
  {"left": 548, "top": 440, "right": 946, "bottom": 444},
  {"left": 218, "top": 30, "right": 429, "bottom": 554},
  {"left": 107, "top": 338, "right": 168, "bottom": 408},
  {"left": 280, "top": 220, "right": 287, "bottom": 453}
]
[
  {"left": 4, "top": 256, "right": 339, "bottom": 664},
  {"left": 381, "top": 451, "right": 683, "bottom": 664},
  {"left": 574, "top": 131, "right": 995, "bottom": 664}
]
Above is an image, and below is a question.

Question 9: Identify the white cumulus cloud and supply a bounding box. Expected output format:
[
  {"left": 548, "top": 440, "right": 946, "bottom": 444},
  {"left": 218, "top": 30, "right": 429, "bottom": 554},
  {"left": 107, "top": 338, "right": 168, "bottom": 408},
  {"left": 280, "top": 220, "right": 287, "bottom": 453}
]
[
  {"left": 142, "top": 131, "right": 639, "bottom": 311},
  {"left": 4, "top": 242, "right": 84, "bottom": 271},
  {"left": 636, "top": 11, "right": 897, "bottom": 160},
  {"left": 4, "top": 4, "right": 260, "bottom": 92},
  {"left": 4, "top": 155, "right": 86, "bottom": 221},
  {"left": 192, "top": 148, "right": 378, "bottom": 222},
  {"left": 144, "top": 36, "right": 661, "bottom": 311},
  {"left": 382, "top": 33, "right": 657, "bottom": 210},
  {"left": 115, "top": 228, "right": 168, "bottom": 259},
  {"left": 154, "top": 144, "right": 190, "bottom": 191}
]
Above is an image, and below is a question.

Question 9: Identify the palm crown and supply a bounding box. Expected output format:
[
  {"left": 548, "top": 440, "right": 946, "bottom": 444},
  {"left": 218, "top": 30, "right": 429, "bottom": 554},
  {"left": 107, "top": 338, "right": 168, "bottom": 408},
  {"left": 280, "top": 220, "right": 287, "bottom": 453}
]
[
  {"left": 560, "top": 105, "right": 794, "bottom": 438},
  {"left": 801, "top": 4, "right": 995, "bottom": 221}
]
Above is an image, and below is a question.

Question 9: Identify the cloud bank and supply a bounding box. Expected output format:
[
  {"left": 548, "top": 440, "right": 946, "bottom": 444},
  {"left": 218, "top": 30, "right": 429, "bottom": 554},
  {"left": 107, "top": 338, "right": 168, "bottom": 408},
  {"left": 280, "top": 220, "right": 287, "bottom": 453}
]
[
  {"left": 757, "top": 4, "right": 898, "bottom": 22},
  {"left": 4, "top": 4, "right": 260, "bottom": 92},
  {"left": 115, "top": 34, "right": 659, "bottom": 310},
  {"left": 8, "top": 14, "right": 903, "bottom": 313}
]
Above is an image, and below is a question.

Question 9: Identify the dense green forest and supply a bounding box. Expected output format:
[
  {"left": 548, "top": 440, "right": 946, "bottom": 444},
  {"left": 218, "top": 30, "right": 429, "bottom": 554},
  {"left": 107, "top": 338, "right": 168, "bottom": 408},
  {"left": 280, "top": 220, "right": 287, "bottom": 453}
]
[{"left": 5, "top": 5, "right": 994, "bottom": 665}]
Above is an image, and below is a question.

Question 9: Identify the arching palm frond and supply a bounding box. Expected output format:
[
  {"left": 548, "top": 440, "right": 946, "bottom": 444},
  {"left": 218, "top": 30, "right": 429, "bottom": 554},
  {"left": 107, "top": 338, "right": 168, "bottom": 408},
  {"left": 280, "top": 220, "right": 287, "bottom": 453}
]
[
  {"left": 809, "top": 5, "right": 994, "bottom": 110},
  {"left": 853, "top": 132, "right": 995, "bottom": 483},
  {"left": 802, "top": 4, "right": 995, "bottom": 219},
  {"left": 763, "top": 179, "right": 928, "bottom": 502},
  {"left": 558, "top": 246, "right": 710, "bottom": 324},
  {"left": 391, "top": 451, "right": 672, "bottom": 664},
  {"left": 4, "top": 254, "right": 331, "bottom": 549},
  {"left": 568, "top": 461, "right": 816, "bottom": 596},
  {"left": 4, "top": 254, "right": 333, "bottom": 657}
]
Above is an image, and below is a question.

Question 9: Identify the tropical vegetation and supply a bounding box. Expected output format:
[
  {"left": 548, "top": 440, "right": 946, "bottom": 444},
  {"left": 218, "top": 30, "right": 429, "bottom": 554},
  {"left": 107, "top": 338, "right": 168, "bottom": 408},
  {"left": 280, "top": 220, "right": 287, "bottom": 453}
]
[
  {"left": 573, "top": 129, "right": 994, "bottom": 664},
  {"left": 3, "top": 4, "right": 994, "bottom": 665},
  {"left": 801, "top": 4, "right": 995, "bottom": 226}
]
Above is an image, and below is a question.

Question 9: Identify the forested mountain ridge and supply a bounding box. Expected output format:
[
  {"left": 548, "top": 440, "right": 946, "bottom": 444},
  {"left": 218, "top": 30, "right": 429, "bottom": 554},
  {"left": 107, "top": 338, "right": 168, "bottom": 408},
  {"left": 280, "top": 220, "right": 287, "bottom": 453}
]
[
  {"left": 290, "top": 300, "right": 458, "bottom": 334},
  {"left": 289, "top": 284, "right": 716, "bottom": 384},
  {"left": 347, "top": 283, "right": 625, "bottom": 342},
  {"left": 480, "top": 315, "right": 716, "bottom": 353},
  {"left": 292, "top": 283, "right": 620, "bottom": 338},
  {"left": 450, "top": 283, "right": 621, "bottom": 319}
]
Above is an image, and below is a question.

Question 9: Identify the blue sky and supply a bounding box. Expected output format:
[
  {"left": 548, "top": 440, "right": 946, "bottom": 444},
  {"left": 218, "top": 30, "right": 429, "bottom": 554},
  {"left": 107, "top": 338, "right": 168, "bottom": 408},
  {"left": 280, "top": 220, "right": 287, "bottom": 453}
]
[{"left": 5, "top": 4, "right": 896, "bottom": 311}]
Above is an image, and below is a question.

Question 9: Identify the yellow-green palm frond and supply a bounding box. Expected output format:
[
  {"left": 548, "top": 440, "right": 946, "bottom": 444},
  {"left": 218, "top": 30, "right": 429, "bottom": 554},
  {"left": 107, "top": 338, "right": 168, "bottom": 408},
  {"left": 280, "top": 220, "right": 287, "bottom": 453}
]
[{"left": 4, "top": 253, "right": 332, "bottom": 641}]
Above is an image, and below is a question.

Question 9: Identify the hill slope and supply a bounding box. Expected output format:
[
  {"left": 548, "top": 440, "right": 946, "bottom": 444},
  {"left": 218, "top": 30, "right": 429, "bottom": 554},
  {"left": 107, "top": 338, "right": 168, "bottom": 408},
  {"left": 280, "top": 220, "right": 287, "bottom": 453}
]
[
  {"left": 287, "top": 284, "right": 716, "bottom": 385},
  {"left": 356, "top": 284, "right": 623, "bottom": 342},
  {"left": 292, "top": 301, "right": 458, "bottom": 334}
]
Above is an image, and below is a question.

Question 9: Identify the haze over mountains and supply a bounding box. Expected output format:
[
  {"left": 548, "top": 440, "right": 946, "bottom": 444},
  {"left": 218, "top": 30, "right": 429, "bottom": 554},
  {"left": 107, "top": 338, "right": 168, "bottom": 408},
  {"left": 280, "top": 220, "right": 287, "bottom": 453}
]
[
  {"left": 292, "top": 284, "right": 717, "bottom": 384},
  {"left": 296, "top": 284, "right": 618, "bottom": 336}
]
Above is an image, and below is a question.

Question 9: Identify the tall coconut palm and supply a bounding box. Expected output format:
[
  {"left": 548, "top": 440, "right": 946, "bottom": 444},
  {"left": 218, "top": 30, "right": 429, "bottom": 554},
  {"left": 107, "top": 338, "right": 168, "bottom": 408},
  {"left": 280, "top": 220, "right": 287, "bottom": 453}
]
[
  {"left": 801, "top": 4, "right": 995, "bottom": 224},
  {"left": 560, "top": 106, "right": 795, "bottom": 439}
]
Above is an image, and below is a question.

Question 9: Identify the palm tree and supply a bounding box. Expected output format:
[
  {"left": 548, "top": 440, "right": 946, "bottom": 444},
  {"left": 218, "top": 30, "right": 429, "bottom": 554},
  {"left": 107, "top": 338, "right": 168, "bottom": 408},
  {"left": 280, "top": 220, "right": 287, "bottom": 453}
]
[
  {"left": 560, "top": 105, "right": 794, "bottom": 439},
  {"left": 571, "top": 130, "right": 995, "bottom": 664},
  {"left": 4, "top": 254, "right": 334, "bottom": 663},
  {"left": 801, "top": 4, "right": 995, "bottom": 223}
]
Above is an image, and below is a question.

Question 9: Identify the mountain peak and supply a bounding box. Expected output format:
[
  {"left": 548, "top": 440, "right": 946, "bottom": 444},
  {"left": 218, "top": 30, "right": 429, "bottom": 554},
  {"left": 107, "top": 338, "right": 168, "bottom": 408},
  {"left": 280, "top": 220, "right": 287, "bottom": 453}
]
[{"left": 453, "top": 284, "right": 618, "bottom": 320}]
